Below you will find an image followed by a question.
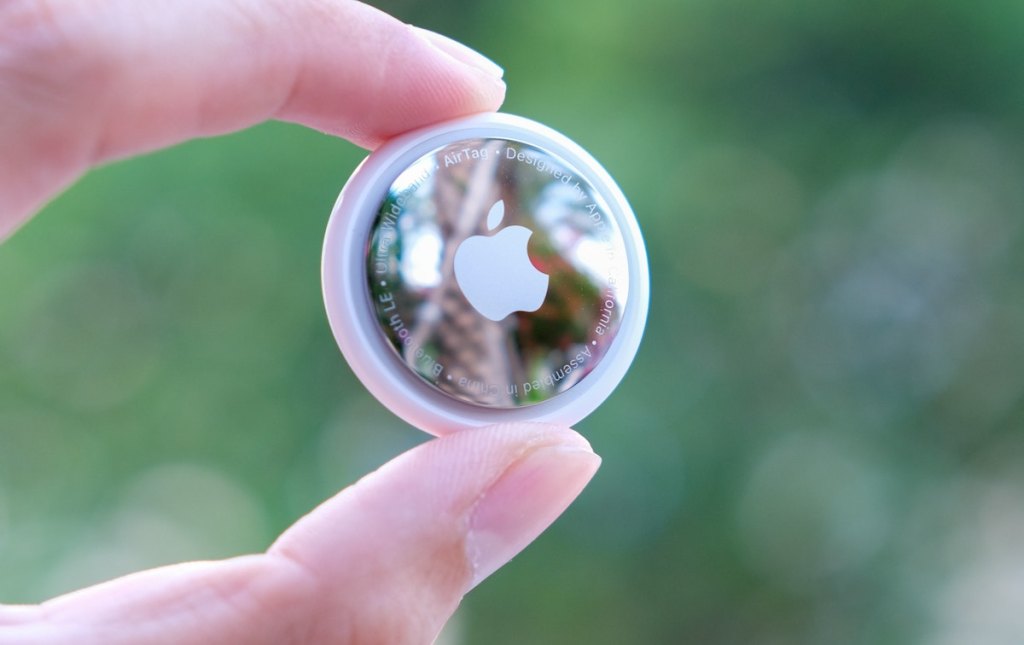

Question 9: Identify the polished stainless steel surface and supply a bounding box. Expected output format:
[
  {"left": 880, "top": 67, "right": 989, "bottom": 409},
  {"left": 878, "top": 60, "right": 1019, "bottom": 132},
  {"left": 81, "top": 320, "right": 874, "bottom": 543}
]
[{"left": 365, "top": 138, "right": 630, "bottom": 408}]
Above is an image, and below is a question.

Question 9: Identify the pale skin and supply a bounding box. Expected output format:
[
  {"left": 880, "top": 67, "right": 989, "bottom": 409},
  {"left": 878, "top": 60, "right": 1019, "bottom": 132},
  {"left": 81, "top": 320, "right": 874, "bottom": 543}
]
[{"left": 0, "top": 1, "right": 602, "bottom": 643}]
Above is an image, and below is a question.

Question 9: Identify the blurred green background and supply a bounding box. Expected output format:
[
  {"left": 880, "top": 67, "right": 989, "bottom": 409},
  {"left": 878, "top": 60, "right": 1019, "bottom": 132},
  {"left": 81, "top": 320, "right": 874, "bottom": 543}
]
[{"left": 2, "top": 1, "right": 1024, "bottom": 643}]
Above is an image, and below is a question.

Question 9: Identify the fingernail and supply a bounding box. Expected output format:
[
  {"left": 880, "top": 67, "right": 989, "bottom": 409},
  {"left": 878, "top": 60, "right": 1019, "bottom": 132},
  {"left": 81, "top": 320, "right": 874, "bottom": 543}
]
[
  {"left": 411, "top": 26, "right": 505, "bottom": 79},
  {"left": 465, "top": 443, "right": 600, "bottom": 589}
]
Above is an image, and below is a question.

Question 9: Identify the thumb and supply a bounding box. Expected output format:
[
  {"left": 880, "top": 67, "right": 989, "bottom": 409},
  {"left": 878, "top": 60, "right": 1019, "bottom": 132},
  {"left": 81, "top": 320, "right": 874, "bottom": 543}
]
[
  {"left": 6, "top": 424, "right": 599, "bottom": 644},
  {"left": 270, "top": 422, "right": 600, "bottom": 643}
]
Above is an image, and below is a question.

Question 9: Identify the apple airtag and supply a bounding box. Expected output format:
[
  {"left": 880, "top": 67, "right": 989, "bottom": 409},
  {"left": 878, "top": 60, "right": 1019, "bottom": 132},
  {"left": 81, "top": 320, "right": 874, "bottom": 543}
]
[{"left": 322, "top": 113, "right": 648, "bottom": 435}]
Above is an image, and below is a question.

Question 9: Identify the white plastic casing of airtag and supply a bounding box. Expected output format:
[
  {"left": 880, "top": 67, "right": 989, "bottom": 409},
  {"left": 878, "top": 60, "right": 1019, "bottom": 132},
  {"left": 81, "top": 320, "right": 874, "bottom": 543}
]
[{"left": 322, "top": 113, "right": 649, "bottom": 435}]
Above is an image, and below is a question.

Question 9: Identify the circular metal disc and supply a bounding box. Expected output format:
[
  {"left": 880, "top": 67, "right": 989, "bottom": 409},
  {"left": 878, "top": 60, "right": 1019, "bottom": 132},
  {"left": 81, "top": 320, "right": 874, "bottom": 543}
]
[{"left": 365, "top": 138, "right": 630, "bottom": 409}]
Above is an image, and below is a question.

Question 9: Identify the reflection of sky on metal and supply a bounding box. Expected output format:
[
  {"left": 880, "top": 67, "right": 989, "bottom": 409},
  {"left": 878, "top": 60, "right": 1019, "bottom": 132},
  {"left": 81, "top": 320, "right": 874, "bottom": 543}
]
[
  {"left": 401, "top": 225, "right": 443, "bottom": 288},
  {"left": 534, "top": 172, "right": 631, "bottom": 301},
  {"left": 535, "top": 183, "right": 576, "bottom": 229},
  {"left": 571, "top": 238, "right": 613, "bottom": 285}
]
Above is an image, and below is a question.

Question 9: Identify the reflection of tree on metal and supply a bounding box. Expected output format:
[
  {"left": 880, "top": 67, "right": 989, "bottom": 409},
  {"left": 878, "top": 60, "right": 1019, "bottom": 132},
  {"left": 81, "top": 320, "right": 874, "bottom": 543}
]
[{"left": 410, "top": 139, "right": 514, "bottom": 406}]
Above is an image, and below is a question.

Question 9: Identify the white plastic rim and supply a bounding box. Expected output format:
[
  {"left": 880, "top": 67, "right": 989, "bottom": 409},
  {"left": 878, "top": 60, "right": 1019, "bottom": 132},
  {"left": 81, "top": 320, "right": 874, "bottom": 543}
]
[{"left": 322, "top": 113, "right": 649, "bottom": 435}]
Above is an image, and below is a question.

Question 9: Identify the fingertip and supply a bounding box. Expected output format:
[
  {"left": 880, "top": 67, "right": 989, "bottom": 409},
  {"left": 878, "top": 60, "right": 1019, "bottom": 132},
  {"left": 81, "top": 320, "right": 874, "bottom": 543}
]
[
  {"left": 275, "top": 6, "right": 507, "bottom": 148},
  {"left": 410, "top": 26, "right": 505, "bottom": 80},
  {"left": 438, "top": 422, "right": 596, "bottom": 460},
  {"left": 464, "top": 433, "right": 600, "bottom": 588},
  {"left": 361, "top": 421, "right": 602, "bottom": 592}
]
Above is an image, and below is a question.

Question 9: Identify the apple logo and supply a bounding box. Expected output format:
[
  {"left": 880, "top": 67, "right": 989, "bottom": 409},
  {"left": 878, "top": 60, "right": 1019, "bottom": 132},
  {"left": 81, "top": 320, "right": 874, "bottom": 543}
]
[{"left": 454, "top": 199, "right": 549, "bottom": 321}]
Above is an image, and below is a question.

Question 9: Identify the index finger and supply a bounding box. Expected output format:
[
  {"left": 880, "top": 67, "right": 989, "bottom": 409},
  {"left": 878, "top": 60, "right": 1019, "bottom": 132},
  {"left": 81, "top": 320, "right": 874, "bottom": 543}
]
[{"left": 0, "top": 0, "right": 505, "bottom": 238}]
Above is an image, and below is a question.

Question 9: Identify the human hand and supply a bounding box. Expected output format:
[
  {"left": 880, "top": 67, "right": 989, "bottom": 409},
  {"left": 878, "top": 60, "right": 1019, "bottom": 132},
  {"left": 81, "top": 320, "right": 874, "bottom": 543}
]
[{"left": 0, "top": 1, "right": 601, "bottom": 643}]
